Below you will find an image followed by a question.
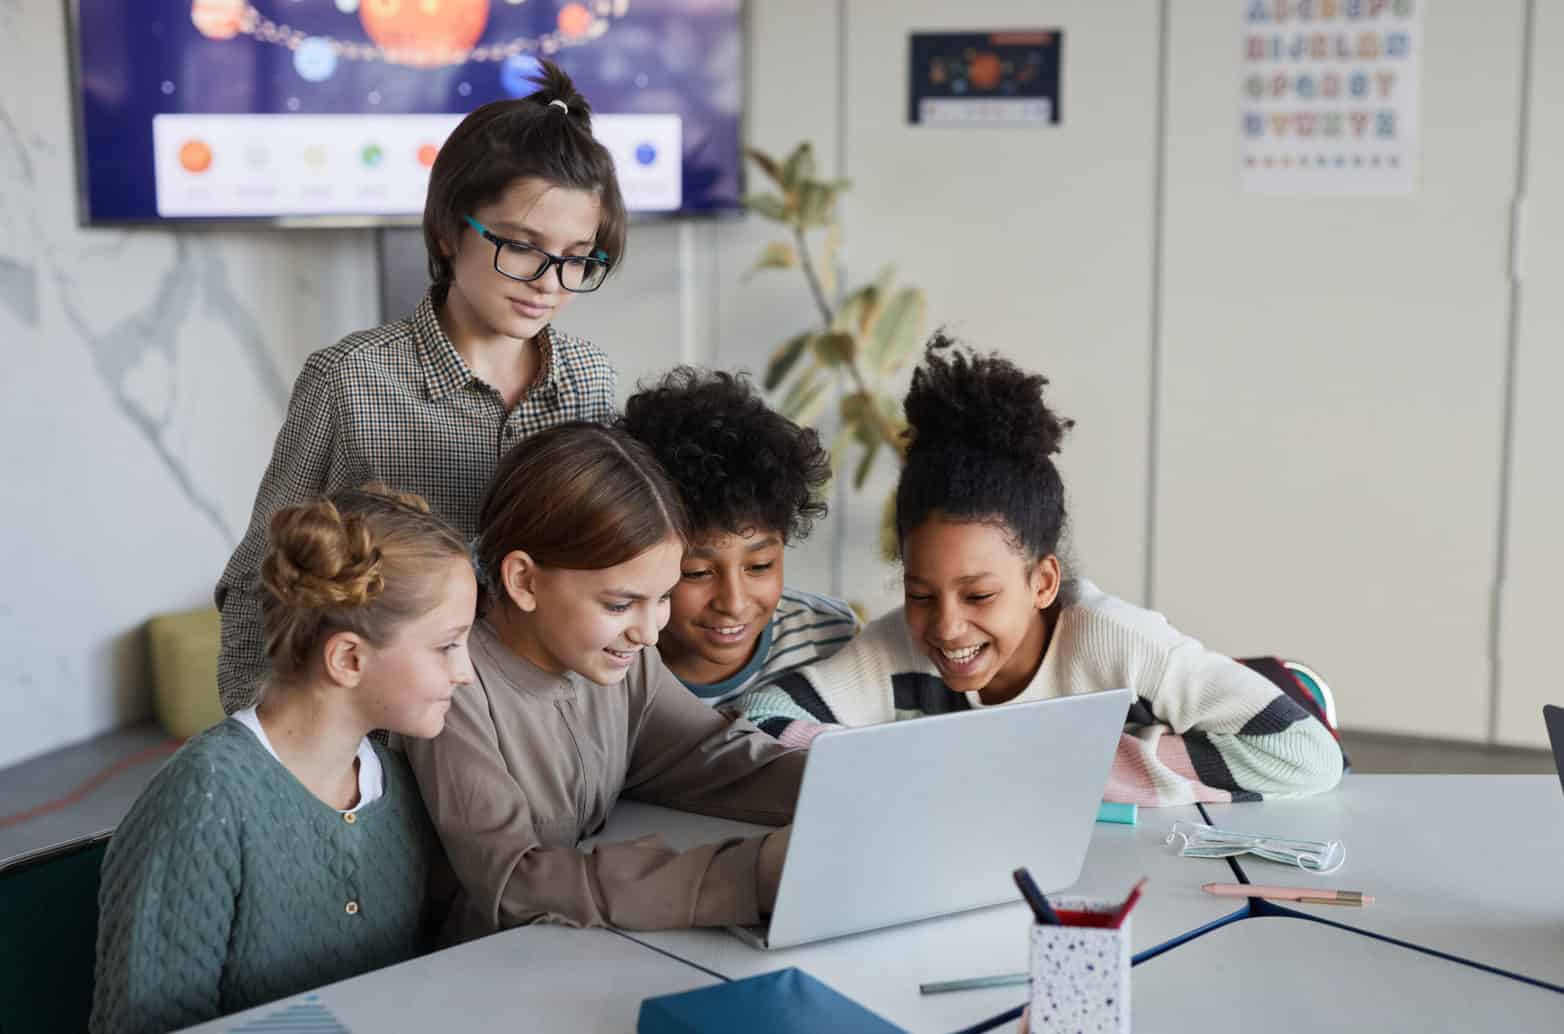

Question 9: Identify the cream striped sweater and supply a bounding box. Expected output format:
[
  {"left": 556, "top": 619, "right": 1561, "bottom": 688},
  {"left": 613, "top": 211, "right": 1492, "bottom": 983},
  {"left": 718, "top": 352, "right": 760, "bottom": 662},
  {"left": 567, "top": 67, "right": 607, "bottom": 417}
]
[{"left": 764, "top": 580, "right": 1343, "bottom": 806}]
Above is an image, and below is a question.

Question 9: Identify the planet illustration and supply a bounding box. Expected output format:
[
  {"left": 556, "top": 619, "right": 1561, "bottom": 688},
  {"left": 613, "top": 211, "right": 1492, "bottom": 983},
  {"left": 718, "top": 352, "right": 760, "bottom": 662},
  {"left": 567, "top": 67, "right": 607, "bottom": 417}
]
[
  {"left": 185, "top": 1, "right": 628, "bottom": 71},
  {"left": 190, "top": 0, "right": 244, "bottom": 40},
  {"left": 293, "top": 37, "right": 339, "bottom": 82},
  {"left": 359, "top": 0, "right": 491, "bottom": 67},
  {"left": 557, "top": 3, "right": 593, "bottom": 38},
  {"left": 500, "top": 53, "right": 544, "bottom": 95},
  {"left": 968, "top": 52, "right": 1001, "bottom": 91}
]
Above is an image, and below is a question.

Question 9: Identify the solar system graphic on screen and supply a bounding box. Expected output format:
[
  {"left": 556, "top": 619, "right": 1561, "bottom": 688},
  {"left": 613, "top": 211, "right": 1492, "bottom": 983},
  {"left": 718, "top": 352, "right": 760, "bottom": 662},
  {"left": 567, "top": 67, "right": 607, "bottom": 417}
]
[{"left": 73, "top": 0, "right": 742, "bottom": 221}]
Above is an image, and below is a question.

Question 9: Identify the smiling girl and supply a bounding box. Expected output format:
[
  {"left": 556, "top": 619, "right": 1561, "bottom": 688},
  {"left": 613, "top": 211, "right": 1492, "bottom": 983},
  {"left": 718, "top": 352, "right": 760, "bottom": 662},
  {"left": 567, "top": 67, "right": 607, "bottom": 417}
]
[
  {"left": 775, "top": 336, "right": 1343, "bottom": 806},
  {"left": 402, "top": 423, "right": 802, "bottom": 940}
]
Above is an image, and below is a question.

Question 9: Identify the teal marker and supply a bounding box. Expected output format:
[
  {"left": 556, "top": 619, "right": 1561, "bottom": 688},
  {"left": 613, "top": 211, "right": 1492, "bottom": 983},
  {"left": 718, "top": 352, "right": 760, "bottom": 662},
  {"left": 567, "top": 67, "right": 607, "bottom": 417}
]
[{"left": 1096, "top": 801, "right": 1138, "bottom": 825}]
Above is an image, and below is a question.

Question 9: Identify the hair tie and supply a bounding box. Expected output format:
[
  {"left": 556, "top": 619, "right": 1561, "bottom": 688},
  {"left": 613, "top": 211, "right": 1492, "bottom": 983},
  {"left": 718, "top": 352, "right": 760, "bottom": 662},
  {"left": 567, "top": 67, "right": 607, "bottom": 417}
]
[{"left": 548, "top": 99, "right": 568, "bottom": 114}]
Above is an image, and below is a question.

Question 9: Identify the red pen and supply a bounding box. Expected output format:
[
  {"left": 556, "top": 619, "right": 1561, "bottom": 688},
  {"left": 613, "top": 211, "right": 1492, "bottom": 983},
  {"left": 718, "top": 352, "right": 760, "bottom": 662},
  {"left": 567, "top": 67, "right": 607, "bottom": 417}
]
[{"left": 1109, "top": 877, "right": 1148, "bottom": 928}]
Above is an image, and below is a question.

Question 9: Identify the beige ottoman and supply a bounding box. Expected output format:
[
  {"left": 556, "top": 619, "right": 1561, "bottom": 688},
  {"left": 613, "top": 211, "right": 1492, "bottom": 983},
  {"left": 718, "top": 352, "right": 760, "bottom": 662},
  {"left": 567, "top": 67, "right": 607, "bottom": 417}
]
[{"left": 146, "top": 607, "right": 226, "bottom": 739}]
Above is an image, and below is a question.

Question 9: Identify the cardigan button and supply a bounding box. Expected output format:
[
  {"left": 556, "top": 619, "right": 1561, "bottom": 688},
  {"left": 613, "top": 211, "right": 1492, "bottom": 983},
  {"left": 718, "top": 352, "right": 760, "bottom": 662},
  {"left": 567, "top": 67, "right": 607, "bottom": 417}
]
[
  {"left": 345, "top": 901, "right": 360, "bottom": 916},
  {"left": 344, "top": 812, "right": 356, "bottom": 825}
]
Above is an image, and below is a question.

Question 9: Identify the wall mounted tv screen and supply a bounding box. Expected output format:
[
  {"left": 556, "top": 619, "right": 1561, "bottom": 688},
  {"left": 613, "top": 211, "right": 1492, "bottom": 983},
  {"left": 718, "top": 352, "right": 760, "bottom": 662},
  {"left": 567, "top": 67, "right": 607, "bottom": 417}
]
[{"left": 69, "top": 0, "right": 743, "bottom": 225}]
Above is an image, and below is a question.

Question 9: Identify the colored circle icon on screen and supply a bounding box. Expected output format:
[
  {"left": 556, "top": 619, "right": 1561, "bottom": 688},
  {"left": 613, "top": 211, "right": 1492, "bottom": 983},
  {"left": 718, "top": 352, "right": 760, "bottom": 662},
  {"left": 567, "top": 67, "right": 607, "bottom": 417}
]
[
  {"left": 359, "top": 0, "right": 490, "bottom": 68},
  {"left": 417, "top": 143, "right": 440, "bottom": 168},
  {"left": 361, "top": 144, "right": 385, "bottom": 168},
  {"left": 635, "top": 143, "right": 657, "bottom": 167},
  {"left": 304, "top": 145, "right": 328, "bottom": 169},
  {"left": 558, "top": 3, "right": 594, "bottom": 38},
  {"left": 500, "top": 54, "right": 544, "bottom": 97},
  {"left": 190, "top": 0, "right": 244, "bottom": 41},
  {"left": 294, "top": 37, "right": 339, "bottom": 83},
  {"left": 178, "top": 139, "right": 213, "bottom": 174}
]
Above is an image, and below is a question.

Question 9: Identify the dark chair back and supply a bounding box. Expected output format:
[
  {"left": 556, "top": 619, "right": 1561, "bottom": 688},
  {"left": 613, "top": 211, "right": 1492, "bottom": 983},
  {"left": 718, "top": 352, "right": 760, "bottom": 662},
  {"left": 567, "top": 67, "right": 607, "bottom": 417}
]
[{"left": 0, "top": 831, "right": 112, "bottom": 1034}]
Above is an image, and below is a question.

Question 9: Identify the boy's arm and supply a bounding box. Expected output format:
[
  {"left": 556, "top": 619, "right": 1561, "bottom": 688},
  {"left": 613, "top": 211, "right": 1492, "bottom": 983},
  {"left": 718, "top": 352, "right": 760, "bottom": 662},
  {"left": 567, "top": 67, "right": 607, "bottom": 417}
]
[{"left": 214, "top": 353, "right": 348, "bottom": 713}]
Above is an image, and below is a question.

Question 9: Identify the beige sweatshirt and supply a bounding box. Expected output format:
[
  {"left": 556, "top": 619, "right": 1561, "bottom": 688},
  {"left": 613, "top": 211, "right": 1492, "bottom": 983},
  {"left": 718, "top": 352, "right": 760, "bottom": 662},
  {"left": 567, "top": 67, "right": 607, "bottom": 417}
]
[{"left": 403, "top": 619, "right": 805, "bottom": 940}]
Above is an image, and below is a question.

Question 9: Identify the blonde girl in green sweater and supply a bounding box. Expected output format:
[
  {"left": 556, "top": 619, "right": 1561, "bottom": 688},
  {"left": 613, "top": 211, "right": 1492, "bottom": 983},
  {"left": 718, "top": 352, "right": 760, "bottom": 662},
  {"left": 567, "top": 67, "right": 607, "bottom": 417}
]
[{"left": 91, "top": 487, "right": 476, "bottom": 1034}]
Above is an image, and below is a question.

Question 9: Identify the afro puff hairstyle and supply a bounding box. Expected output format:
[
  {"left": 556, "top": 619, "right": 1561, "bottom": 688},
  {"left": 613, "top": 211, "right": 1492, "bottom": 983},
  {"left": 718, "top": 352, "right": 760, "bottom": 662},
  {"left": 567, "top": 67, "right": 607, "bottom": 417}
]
[
  {"left": 896, "top": 331, "right": 1074, "bottom": 561},
  {"left": 617, "top": 367, "right": 832, "bottom": 543}
]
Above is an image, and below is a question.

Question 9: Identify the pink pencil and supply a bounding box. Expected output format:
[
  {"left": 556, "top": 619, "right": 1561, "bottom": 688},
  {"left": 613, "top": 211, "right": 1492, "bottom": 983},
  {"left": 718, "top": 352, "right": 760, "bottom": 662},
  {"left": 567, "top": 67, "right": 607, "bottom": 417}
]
[{"left": 1203, "top": 882, "right": 1373, "bottom": 906}]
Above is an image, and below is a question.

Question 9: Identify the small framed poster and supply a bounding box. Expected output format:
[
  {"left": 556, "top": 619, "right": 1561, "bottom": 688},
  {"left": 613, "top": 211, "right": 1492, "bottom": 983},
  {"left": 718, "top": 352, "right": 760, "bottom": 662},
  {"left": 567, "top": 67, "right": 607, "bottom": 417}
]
[{"left": 909, "top": 31, "right": 1064, "bottom": 127}]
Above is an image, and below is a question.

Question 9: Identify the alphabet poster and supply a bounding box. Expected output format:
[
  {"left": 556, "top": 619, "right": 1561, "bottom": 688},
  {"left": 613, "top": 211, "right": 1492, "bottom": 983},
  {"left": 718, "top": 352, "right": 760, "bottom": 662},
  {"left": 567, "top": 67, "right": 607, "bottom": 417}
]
[{"left": 1240, "top": 0, "right": 1420, "bottom": 194}]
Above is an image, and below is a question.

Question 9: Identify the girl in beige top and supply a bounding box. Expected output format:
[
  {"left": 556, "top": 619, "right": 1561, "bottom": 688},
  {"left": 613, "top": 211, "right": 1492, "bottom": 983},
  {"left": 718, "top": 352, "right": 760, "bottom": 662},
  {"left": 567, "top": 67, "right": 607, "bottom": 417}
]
[{"left": 403, "top": 422, "right": 800, "bottom": 941}]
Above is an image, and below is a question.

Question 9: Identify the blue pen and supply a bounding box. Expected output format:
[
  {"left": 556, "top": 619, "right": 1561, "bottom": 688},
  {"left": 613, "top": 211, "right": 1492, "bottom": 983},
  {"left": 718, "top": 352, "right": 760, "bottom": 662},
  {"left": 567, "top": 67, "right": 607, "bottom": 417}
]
[{"left": 1011, "top": 867, "right": 1062, "bottom": 926}]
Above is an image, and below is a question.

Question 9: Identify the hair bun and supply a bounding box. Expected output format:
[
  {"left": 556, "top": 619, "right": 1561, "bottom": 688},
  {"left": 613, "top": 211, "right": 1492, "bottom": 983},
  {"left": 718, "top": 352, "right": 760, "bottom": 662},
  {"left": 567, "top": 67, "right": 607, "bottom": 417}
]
[
  {"left": 902, "top": 331, "right": 1073, "bottom": 467},
  {"left": 355, "top": 481, "right": 433, "bottom": 516},
  {"left": 529, "top": 59, "right": 593, "bottom": 125},
  {"left": 261, "top": 501, "right": 385, "bottom": 611}
]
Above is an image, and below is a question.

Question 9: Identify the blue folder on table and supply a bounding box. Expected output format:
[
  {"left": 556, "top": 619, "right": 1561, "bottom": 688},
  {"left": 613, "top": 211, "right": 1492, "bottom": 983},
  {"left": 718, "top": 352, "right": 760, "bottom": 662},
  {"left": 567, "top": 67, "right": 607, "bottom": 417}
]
[{"left": 638, "top": 967, "right": 905, "bottom": 1033}]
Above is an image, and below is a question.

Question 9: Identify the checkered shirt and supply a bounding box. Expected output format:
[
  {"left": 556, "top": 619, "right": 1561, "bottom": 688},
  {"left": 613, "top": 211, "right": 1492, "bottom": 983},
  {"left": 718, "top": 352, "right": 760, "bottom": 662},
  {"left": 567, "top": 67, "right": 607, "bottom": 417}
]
[{"left": 214, "top": 291, "right": 616, "bottom": 714}]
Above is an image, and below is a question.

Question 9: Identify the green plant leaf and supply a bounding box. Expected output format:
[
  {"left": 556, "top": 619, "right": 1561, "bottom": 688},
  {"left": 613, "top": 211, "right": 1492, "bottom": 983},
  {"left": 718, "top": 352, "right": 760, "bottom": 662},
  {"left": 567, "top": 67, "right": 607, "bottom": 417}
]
[
  {"left": 746, "top": 240, "right": 797, "bottom": 280},
  {"left": 778, "top": 362, "right": 822, "bottom": 418},
  {"left": 743, "top": 193, "right": 789, "bottom": 222},
  {"left": 746, "top": 147, "right": 784, "bottom": 187},
  {"left": 812, "top": 331, "right": 857, "bottom": 367},
  {"left": 877, "top": 395, "right": 910, "bottom": 455},
  {"left": 797, "top": 182, "right": 839, "bottom": 228},
  {"left": 832, "top": 284, "right": 870, "bottom": 333},
  {"left": 839, "top": 390, "right": 870, "bottom": 426},
  {"left": 855, "top": 266, "right": 897, "bottom": 335},
  {"left": 763, "top": 331, "right": 814, "bottom": 391},
  {"left": 793, "top": 382, "right": 830, "bottom": 426},
  {"left": 870, "top": 286, "right": 927, "bottom": 374},
  {"left": 817, "top": 222, "right": 843, "bottom": 301},
  {"left": 781, "top": 142, "right": 816, "bottom": 191}
]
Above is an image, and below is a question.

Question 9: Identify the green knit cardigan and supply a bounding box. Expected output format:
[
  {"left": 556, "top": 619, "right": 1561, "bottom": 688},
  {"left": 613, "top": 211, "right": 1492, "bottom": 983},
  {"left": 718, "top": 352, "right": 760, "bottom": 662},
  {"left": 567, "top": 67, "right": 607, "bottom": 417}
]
[{"left": 90, "top": 720, "right": 442, "bottom": 1034}]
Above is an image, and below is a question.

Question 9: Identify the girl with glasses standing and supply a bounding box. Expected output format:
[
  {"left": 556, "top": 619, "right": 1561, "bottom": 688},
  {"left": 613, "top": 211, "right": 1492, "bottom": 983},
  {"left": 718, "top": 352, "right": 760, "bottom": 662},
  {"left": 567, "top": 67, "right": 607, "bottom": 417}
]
[{"left": 216, "top": 61, "right": 627, "bottom": 714}]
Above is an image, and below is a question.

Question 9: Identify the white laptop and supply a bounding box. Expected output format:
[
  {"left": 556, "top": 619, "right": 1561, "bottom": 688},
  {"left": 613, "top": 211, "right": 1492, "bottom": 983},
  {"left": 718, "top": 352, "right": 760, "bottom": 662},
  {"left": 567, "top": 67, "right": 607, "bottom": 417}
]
[{"left": 732, "top": 688, "right": 1131, "bottom": 949}]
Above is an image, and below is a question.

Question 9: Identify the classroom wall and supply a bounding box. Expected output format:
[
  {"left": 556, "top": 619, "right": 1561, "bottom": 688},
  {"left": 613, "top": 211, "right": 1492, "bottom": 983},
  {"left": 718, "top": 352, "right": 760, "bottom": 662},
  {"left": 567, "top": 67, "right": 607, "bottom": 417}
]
[
  {"left": 1155, "top": 3, "right": 1527, "bottom": 743},
  {"left": 1495, "top": 0, "right": 1564, "bottom": 747},
  {"left": 0, "top": 0, "right": 378, "bottom": 769}
]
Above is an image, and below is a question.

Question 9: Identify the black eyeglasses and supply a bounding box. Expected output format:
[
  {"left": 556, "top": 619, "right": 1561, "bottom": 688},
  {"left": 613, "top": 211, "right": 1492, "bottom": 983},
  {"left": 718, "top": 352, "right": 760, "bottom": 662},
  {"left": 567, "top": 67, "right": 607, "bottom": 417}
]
[{"left": 463, "top": 215, "right": 611, "bottom": 293}]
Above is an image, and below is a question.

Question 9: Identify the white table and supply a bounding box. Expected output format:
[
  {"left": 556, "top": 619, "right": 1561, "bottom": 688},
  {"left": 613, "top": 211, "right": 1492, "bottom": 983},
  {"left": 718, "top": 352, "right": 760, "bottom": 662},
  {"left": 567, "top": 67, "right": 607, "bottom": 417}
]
[
  {"left": 177, "top": 925, "right": 716, "bottom": 1033},
  {"left": 1136, "top": 917, "right": 1564, "bottom": 1033},
  {"left": 1201, "top": 774, "right": 1564, "bottom": 988},
  {"left": 174, "top": 777, "right": 1564, "bottom": 1033},
  {"left": 597, "top": 801, "right": 1243, "bottom": 1034}
]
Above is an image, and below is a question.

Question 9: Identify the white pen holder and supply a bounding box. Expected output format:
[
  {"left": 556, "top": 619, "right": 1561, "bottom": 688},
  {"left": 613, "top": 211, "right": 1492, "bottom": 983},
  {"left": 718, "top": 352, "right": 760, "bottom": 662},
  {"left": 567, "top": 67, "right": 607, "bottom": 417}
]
[{"left": 1027, "top": 896, "right": 1131, "bottom": 1034}]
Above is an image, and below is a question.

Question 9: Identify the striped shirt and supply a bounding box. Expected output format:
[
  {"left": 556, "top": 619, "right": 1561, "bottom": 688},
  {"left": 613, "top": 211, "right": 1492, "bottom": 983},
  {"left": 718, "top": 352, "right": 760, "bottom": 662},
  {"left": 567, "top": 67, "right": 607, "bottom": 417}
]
[
  {"left": 214, "top": 292, "right": 616, "bottom": 714},
  {"left": 770, "top": 580, "right": 1344, "bottom": 805},
  {"left": 678, "top": 589, "right": 860, "bottom": 738}
]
